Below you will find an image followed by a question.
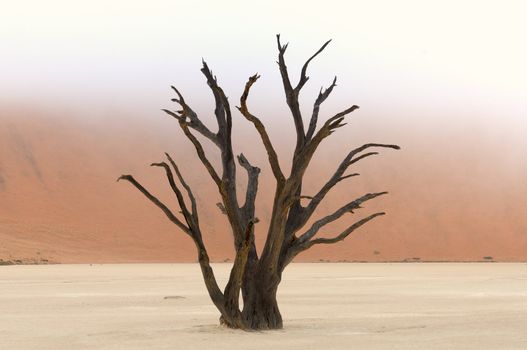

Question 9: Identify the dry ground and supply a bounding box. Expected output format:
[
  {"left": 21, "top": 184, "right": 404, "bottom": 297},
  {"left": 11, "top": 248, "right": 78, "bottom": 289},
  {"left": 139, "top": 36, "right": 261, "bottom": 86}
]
[{"left": 1, "top": 263, "right": 526, "bottom": 349}]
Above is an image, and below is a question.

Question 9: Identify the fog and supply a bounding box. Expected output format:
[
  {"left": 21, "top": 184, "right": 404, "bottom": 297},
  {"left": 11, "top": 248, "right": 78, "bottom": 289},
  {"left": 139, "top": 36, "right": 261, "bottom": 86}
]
[{"left": 1, "top": 1, "right": 526, "bottom": 262}]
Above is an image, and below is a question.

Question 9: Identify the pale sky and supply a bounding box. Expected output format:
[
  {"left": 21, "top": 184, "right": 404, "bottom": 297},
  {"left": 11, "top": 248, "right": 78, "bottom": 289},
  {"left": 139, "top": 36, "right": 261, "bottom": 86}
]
[{"left": 2, "top": 0, "right": 526, "bottom": 123}]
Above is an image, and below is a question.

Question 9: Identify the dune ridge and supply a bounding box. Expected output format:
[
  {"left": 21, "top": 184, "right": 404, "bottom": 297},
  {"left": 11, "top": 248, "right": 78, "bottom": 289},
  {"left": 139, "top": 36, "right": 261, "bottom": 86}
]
[{"left": 1, "top": 108, "right": 526, "bottom": 263}]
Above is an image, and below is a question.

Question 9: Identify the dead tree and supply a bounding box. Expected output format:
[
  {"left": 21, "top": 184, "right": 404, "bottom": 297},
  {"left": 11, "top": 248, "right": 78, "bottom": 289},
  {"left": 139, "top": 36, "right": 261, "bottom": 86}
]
[{"left": 119, "top": 35, "right": 399, "bottom": 330}]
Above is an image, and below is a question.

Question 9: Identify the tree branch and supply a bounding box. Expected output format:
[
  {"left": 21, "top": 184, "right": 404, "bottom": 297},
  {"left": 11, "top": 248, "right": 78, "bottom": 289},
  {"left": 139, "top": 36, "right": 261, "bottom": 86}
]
[
  {"left": 194, "top": 237, "right": 226, "bottom": 316},
  {"left": 179, "top": 122, "right": 222, "bottom": 187},
  {"left": 296, "top": 192, "right": 388, "bottom": 246},
  {"left": 270, "top": 39, "right": 338, "bottom": 262},
  {"left": 347, "top": 143, "right": 401, "bottom": 160},
  {"left": 237, "top": 74, "right": 285, "bottom": 184},
  {"left": 306, "top": 76, "right": 337, "bottom": 141},
  {"left": 305, "top": 143, "right": 400, "bottom": 220},
  {"left": 162, "top": 86, "right": 219, "bottom": 146},
  {"left": 323, "top": 105, "right": 360, "bottom": 133},
  {"left": 276, "top": 34, "right": 305, "bottom": 151},
  {"left": 165, "top": 153, "right": 199, "bottom": 225},
  {"left": 200, "top": 60, "right": 244, "bottom": 244},
  {"left": 295, "top": 39, "right": 332, "bottom": 93},
  {"left": 201, "top": 60, "right": 232, "bottom": 140},
  {"left": 276, "top": 35, "right": 333, "bottom": 152},
  {"left": 223, "top": 219, "right": 255, "bottom": 327},
  {"left": 281, "top": 143, "right": 398, "bottom": 257},
  {"left": 237, "top": 153, "right": 260, "bottom": 218},
  {"left": 286, "top": 105, "right": 361, "bottom": 192},
  {"left": 260, "top": 42, "right": 354, "bottom": 271},
  {"left": 150, "top": 160, "right": 199, "bottom": 234},
  {"left": 348, "top": 152, "right": 378, "bottom": 166},
  {"left": 117, "top": 175, "right": 192, "bottom": 236},
  {"left": 291, "top": 212, "right": 386, "bottom": 259},
  {"left": 313, "top": 212, "right": 386, "bottom": 245},
  {"left": 276, "top": 34, "right": 293, "bottom": 96}
]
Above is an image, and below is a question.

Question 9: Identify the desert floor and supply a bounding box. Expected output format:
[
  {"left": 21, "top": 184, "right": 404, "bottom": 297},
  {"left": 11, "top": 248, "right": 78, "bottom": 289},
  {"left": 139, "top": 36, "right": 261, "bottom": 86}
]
[{"left": 1, "top": 263, "right": 526, "bottom": 349}]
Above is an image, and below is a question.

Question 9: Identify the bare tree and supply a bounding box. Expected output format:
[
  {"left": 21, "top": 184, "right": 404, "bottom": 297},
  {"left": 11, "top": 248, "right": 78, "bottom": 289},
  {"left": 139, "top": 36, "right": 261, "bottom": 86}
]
[{"left": 119, "top": 35, "right": 399, "bottom": 330}]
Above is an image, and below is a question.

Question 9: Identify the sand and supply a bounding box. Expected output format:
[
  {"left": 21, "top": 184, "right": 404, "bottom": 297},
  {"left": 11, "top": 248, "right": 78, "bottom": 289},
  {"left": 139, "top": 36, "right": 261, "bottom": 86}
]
[
  {"left": 2, "top": 112, "right": 527, "bottom": 264},
  {"left": 1, "top": 263, "right": 526, "bottom": 349}
]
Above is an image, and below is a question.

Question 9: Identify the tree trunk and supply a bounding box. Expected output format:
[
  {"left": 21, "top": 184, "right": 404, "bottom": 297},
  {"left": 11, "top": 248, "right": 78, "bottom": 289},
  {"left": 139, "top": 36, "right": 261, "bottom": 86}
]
[
  {"left": 240, "top": 267, "right": 283, "bottom": 330},
  {"left": 242, "top": 286, "right": 282, "bottom": 329},
  {"left": 216, "top": 250, "right": 283, "bottom": 330}
]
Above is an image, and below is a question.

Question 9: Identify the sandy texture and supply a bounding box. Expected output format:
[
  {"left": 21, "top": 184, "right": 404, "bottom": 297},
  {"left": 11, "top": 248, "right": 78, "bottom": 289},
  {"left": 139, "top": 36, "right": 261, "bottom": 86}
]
[
  {"left": 2, "top": 112, "right": 527, "bottom": 264},
  {"left": 1, "top": 263, "right": 526, "bottom": 349}
]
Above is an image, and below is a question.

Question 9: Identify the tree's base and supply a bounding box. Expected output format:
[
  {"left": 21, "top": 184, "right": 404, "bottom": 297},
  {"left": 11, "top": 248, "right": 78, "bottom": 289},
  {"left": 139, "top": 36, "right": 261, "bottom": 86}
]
[
  {"left": 219, "top": 293, "right": 283, "bottom": 331},
  {"left": 241, "top": 303, "right": 282, "bottom": 330},
  {"left": 219, "top": 314, "right": 283, "bottom": 331}
]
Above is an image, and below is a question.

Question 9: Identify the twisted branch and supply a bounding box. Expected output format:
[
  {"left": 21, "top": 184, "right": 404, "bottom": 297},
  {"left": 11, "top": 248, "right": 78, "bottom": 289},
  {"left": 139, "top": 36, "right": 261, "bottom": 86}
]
[
  {"left": 179, "top": 122, "right": 222, "bottom": 187},
  {"left": 296, "top": 192, "right": 388, "bottom": 245},
  {"left": 237, "top": 153, "right": 260, "bottom": 219},
  {"left": 306, "top": 212, "right": 385, "bottom": 247},
  {"left": 306, "top": 76, "right": 337, "bottom": 141},
  {"left": 287, "top": 212, "right": 386, "bottom": 262},
  {"left": 295, "top": 39, "right": 332, "bottom": 93},
  {"left": 117, "top": 175, "right": 192, "bottom": 236},
  {"left": 237, "top": 74, "right": 285, "bottom": 184},
  {"left": 304, "top": 143, "right": 400, "bottom": 222},
  {"left": 276, "top": 34, "right": 305, "bottom": 150},
  {"left": 162, "top": 86, "right": 219, "bottom": 146},
  {"left": 165, "top": 153, "right": 199, "bottom": 225}
]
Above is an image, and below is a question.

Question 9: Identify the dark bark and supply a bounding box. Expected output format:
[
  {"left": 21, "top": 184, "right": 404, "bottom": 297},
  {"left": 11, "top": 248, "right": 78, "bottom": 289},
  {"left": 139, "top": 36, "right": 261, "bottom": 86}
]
[
  {"left": 242, "top": 280, "right": 282, "bottom": 330},
  {"left": 119, "top": 35, "right": 399, "bottom": 330}
]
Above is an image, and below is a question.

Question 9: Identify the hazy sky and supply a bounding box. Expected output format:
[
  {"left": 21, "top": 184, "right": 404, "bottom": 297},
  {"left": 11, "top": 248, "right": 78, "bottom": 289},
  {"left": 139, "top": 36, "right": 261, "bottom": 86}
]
[
  {"left": 2, "top": 0, "right": 526, "bottom": 122},
  {"left": 2, "top": 0, "right": 526, "bottom": 178},
  {"left": 3, "top": 0, "right": 526, "bottom": 188}
]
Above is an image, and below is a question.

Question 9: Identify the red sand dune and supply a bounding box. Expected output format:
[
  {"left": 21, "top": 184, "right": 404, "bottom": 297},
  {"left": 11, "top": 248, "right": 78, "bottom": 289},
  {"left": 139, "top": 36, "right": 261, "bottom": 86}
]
[{"left": 1, "top": 108, "right": 526, "bottom": 263}]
